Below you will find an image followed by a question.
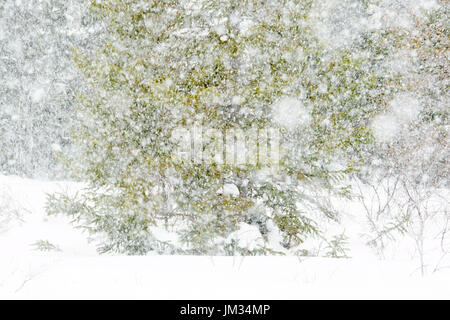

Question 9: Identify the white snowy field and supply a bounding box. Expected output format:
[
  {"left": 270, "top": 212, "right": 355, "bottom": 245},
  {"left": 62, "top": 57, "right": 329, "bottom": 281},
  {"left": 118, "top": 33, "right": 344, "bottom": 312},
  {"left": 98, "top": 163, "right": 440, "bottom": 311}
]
[{"left": 1, "top": 175, "right": 449, "bottom": 300}]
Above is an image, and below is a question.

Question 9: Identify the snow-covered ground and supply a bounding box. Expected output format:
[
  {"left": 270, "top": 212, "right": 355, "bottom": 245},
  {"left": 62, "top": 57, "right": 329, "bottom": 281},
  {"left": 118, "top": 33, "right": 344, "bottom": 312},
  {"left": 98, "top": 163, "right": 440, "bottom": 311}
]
[{"left": 1, "top": 175, "right": 449, "bottom": 299}]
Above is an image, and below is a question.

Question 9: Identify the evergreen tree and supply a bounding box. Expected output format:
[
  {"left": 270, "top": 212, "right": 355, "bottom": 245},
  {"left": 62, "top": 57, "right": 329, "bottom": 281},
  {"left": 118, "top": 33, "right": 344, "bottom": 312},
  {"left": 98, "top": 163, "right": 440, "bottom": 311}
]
[{"left": 49, "top": 0, "right": 393, "bottom": 255}]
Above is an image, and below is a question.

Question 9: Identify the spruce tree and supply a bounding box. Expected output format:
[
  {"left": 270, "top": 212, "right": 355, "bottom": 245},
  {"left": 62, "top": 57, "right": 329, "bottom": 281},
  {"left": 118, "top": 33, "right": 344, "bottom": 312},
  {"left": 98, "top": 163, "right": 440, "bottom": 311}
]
[{"left": 49, "top": 0, "right": 392, "bottom": 255}]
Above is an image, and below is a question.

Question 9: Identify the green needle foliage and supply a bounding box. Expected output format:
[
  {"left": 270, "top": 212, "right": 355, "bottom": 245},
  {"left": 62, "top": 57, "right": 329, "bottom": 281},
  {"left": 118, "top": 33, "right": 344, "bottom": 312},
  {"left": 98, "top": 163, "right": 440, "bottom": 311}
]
[{"left": 48, "top": 0, "right": 395, "bottom": 255}]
